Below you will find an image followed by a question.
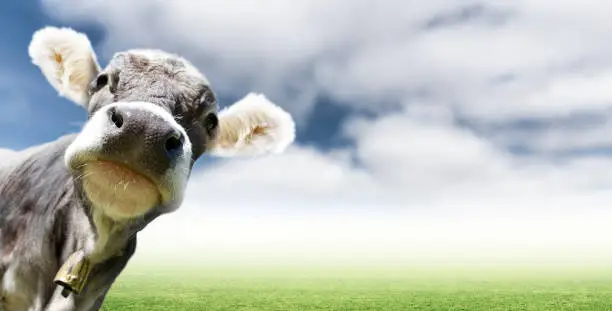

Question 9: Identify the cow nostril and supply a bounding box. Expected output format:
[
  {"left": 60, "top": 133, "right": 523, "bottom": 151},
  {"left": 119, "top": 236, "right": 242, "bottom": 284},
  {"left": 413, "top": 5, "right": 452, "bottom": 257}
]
[
  {"left": 164, "top": 133, "right": 184, "bottom": 155},
  {"left": 109, "top": 107, "right": 124, "bottom": 128}
]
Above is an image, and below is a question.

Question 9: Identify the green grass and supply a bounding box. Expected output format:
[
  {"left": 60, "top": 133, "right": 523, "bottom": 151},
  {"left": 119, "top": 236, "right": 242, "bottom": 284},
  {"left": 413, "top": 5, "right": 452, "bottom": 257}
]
[{"left": 101, "top": 265, "right": 612, "bottom": 310}]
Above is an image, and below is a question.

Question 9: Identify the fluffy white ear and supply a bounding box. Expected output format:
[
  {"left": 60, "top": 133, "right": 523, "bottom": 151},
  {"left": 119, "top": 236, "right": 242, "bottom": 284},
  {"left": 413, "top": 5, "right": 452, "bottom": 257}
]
[
  {"left": 210, "top": 93, "right": 296, "bottom": 157},
  {"left": 28, "top": 26, "right": 101, "bottom": 107}
]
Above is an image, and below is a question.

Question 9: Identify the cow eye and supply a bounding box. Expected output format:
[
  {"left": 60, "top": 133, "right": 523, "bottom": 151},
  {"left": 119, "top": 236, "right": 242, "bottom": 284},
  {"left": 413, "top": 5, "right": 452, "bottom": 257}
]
[
  {"left": 203, "top": 112, "right": 218, "bottom": 133},
  {"left": 89, "top": 74, "right": 109, "bottom": 95}
]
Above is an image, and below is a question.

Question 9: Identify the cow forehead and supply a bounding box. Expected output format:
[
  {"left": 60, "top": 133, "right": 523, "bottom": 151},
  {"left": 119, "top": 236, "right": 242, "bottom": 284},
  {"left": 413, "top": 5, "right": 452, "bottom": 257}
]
[
  {"left": 109, "top": 49, "right": 210, "bottom": 86},
  {"left": 102, "top": 49, "right": 216, "bottom": 117}
]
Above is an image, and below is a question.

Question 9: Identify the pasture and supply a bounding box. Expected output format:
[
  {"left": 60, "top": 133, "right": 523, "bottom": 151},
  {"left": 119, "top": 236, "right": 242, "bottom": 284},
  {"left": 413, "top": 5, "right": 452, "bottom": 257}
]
[{"left": 102, "top": 264, "right": 612, "bottom": 310}]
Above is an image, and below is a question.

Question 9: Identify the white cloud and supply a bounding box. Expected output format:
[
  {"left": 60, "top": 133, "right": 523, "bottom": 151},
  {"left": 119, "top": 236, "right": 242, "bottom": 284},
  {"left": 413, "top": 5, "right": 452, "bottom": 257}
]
[
  {"left": 40, "top": 0, "right": 612, "bottom": 154},
  {"left": 490, "top": 117, "right": 612, "bottom": 154},
  {"left": 40, "top": 1, "right": 612, "bottom": 124},
  {"left": 131, "top": 107, "right": 612, "bottom": 265},
  {"left": 37, "top": 0, "right": 612, "bottom": 265},
  {"left": 34, "top": 1, "right": 563, "bottom": 119}
]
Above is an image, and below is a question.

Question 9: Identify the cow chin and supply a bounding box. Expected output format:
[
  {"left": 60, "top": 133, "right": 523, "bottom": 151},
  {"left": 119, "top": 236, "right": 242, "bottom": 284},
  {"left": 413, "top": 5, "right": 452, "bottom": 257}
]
[{"left": 81, "top": 160, "right": 161, "bottom": 221}]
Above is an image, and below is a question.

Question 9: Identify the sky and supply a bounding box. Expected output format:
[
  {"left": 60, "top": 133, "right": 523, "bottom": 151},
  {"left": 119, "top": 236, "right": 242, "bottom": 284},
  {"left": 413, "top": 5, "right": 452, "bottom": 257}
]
[{"left": 2, "top": 0, "right": 612, "bottom": 266}]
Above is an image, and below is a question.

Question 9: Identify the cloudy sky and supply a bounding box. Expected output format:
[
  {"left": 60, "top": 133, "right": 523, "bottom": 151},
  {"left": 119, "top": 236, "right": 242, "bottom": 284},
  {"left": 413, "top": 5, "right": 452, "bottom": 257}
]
[{"left": 2, "top": 0, "right": 612, "bottom": 266}]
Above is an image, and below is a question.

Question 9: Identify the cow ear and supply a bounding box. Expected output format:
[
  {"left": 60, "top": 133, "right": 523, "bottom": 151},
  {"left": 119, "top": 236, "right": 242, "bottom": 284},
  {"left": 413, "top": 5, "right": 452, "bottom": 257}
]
[
  {"left": 209, "top": 93, "right": 296, "bottom": 157},
  {"left": 28, "top": 26, "right": 101, "bottom": 107}
]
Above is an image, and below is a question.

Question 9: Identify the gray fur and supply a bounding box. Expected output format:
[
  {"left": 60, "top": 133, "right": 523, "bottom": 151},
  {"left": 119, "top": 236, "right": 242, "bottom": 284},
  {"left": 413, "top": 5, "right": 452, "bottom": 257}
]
[{"left": 0, "top": 50, "right": 220, "bottom": 310}]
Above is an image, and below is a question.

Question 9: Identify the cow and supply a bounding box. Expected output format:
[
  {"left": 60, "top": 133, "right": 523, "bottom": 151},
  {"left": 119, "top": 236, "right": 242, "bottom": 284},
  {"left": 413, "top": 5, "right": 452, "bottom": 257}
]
[{"left": 0, "top": 26, "right": 296, "bottom": 311}]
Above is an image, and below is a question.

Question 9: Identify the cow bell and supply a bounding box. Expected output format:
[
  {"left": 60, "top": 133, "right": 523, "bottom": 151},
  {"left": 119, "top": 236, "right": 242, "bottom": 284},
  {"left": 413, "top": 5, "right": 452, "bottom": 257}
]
[{"left": 54, "top": 251, "right": 92, "bottom": 298}]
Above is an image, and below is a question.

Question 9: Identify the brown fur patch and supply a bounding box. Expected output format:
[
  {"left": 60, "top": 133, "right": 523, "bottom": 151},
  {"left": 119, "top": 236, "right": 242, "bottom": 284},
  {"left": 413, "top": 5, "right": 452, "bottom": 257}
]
[
  {"left": 252, "top": 125, "right": 268, "bottom": 135},
  {"left": 54, "top": 52, "right": 62, "bottom": 64}
]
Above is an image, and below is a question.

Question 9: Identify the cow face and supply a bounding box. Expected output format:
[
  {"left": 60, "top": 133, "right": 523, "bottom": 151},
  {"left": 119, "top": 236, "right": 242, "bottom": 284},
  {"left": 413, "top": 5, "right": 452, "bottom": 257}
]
[{"left": 28, "top": 27, "right": 295, "bottom": 221}]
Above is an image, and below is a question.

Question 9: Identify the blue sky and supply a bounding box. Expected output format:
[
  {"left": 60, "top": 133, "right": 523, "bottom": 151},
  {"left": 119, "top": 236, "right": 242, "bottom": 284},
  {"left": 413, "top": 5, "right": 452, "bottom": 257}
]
[
  {"left": 4, "top": 0, "right": 612, "bottom": 265},
  {"left": 0, "top": 1, "right": 98, "bottom": 149},
  {"left": 0, "top": 0, "right": 354, "bottom": 152},
  {"left": 0, "top": 0, "right": 368, "bottom": 185}
]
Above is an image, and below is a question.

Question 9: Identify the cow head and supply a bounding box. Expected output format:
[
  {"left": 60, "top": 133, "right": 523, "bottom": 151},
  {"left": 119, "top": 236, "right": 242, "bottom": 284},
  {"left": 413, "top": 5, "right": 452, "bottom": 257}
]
[{"left": 28, "top": 27, "right": 295, "bottom": 222}]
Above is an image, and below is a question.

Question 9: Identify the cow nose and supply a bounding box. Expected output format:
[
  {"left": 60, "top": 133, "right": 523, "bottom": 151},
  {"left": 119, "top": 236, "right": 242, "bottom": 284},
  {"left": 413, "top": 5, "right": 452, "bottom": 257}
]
[
  {"left": 105, "top": 105, "right": 185, "bottom": 167},
  {"left": 164, "top": 131, "right": 184, "bottom": 158},
  {"left": 108, "top": 106, "right": 124, "bottom": 128}
]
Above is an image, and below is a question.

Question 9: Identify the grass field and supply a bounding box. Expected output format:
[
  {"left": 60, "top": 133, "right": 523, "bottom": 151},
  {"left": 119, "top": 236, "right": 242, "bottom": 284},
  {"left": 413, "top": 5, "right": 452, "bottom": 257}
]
[{"left": 101, "top": 265, "right": 612, "bottom": 310}]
